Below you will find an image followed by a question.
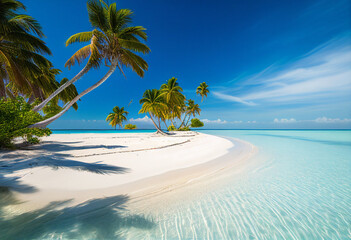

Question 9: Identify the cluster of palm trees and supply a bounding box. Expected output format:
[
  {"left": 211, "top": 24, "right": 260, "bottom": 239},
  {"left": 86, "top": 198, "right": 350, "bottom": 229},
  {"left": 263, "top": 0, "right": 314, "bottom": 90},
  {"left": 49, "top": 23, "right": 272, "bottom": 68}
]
[
  {"left": 0, "top": 0, "right": 78, "bottom": 113},
  {"left": 139, "top": 77, "right": 209, "bottom": 134},
  {"left": 1, "top": 0, "right": 210, "bottom": 135},
  {"left": 1, "top": 0, "right": 150, "bottom": 129}
]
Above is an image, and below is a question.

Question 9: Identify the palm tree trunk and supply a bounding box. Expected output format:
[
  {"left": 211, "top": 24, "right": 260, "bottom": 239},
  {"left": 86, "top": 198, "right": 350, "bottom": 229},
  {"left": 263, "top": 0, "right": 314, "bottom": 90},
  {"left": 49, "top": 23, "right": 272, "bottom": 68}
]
[
  {"left": 27, "top": 94, "right": 35, "bottom": 104},
  {"left": 179, "top": 113, "right": 188, "bottom": 128},
  {"left": 30, "top": 65, "right": 116, "bottom": 128},
  {"left": 149, "top": 114, "right": 168, "bottom": 135},
  {"left": 0, "top": 79, "right": 6, "bottom": 99},
  {"left": 33, "top": 64, "right": 91, "bottom": 112},
  {"left": 185, "top": 114, "right": 193, "bottom": 127},
  {"left": 163, "top": 120, "right": 168, "bottom": 129},
  {"left": 6, "top": 88, "right": 15, "bottom": 99}
]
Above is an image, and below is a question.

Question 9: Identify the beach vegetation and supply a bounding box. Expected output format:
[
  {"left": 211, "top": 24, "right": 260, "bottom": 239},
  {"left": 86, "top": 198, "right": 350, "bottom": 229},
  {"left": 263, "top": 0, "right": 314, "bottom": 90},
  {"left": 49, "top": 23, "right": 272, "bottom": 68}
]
[
  {"left": 139, "top": 89, "right": 168, "bottom": 135},
  {"left": 191, "top": 118, "right": 204, "bottom": 128},
  {"left": 124, "top": 124, "right": 137, "bottom": 130},
  {"left": 106, "top": 106, "right": 128, "bottom": 129},
  {"left": 0, "top": 97, "right": 51, "bottom": 148},
  {"left": 139, "top": 79, "right": 208, "bottom": 133},
  {"left": 196, "top": 82, "right": 210, "bottom": 102},
  {"left": 167, "top": 124, "right": 176, "bottom": 131},
  {"left": 0, "top": 0, "right": 80, "bottom": 129}
]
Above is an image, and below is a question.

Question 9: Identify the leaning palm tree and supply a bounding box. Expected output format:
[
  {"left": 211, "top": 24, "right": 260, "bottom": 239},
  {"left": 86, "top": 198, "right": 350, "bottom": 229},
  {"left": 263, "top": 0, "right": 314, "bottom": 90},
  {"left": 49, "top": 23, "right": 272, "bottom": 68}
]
[
  {"left": 33, "top": 0, "right": 150, "bottom": 112},
  {"left": 160, "top": 77, "right": 185, "bottom": 125},
  {"left": 0, "top": 0, "right": 52, "bottom": 100},
  {"left": 106, "top": 106, "right": 128, "bottom": 129},
  {"left": 196, "top": 82, "right": 209, "bottom": 102},
  {"left": 30, "top": 0, "right": 149, "bottom": 128},
  {"left": 185, "top": 99, "right": 201, "bottom": 126},
  {"left": 179, "top": 99, "right": 201, "bottom": 128},
  {"left": 139, "top": 89, "right": 168, "bottom": 135}
]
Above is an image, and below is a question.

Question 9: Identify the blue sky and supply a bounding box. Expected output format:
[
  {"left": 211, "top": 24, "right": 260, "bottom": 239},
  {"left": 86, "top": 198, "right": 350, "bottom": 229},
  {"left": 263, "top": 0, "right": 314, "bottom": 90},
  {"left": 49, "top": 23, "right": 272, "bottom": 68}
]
[{"left": 22, "top": 0, "right": 351, "bottom": 129}]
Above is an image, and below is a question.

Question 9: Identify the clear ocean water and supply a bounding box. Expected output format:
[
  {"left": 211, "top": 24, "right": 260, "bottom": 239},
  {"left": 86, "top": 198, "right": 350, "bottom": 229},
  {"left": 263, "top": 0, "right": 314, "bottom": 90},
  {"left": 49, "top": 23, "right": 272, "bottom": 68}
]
[{"left": 1, "top": 130, "right": 350, "bottom": 239}]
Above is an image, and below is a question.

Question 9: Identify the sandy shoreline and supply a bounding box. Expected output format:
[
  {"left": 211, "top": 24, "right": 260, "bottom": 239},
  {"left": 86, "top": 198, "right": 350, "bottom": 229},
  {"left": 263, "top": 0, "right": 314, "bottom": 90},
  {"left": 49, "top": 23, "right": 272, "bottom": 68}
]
[{"left": 0, "top": 132, "right": 255, "bottom": 210}]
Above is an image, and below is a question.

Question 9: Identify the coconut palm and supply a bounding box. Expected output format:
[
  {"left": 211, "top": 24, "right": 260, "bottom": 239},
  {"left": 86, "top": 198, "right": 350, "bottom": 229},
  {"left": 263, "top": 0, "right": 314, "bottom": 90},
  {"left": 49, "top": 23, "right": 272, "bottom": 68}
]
[
  {"left": 196, "top": 82, "right": 209, "bottom": 102},
  {"left": 0, "top": 0, "right": 52, "bottom": 100},
  {"left": 185, "top": 99, "right": 201, "bottom": 126},
  {"left": 31, "top": 0, "right": 149, "bottom": 128},
  {"left": 139, "top": 89, "right": 167, "bottom": 135},
  {"left": 106, "top": 106, "right": 128, "bottom": 129},
  {"left": 179, "top": 99, "right": 201, "bottom": 127},
  {"left": 33, "top": 0, "right": 150, "bottom": 112},
  {"left": 160, "top": 77, "right": 185, "bottom": 125}
]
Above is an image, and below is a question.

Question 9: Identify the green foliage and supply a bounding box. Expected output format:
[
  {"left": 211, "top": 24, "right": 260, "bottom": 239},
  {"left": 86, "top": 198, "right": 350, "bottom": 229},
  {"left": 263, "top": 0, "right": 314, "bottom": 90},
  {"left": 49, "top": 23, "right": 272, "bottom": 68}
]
[
  {"left": 65, "top": 0, "right": 149, "bottom": 77},
  {"left": 167, "top": 125, "right": 176, "bottom": 131},
  {"left": 178, "top": 126, "right": 190, "bottom": 131},
  {"left": 124, "top": 124, "right": 137, "bottom": 130},
  {"left": 106, "top": 106, "right": 128, "bottom": 129},
  {"left": 42, "top": 101, "right": 63, "bottom": 119},
  {"left": 0, "top": 97, "right": 51, "bottom": 148},
  {"left": 191, "top": 118, "right": 204, "bottom": 128},
  {"left": 196, "top": 82, "right": 210, "bottom": 102}
]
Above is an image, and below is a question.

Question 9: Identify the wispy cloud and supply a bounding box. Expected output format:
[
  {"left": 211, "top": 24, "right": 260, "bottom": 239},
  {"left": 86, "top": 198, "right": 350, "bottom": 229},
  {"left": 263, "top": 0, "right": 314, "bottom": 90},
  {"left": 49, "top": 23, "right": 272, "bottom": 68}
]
[
  {"left": 212, "top": 92, "right": 257, "bottom": 106},
  {"left": 274, "top": 118, "right": 297, "bottom": 123},
  {"left": 201, "top": 119, "right": 257, "bottom": 124},
  {"left": 202, "top": 118, "right": 227, "bottom": 124},
  {"left": 273, "top": 117, "right": 351, "bottom": 124},
  {"left": 214, "top": 34, "right": 351, "bottom": 107},
  {"left": 314, "top": 117, "right": 351, "bottom": 123}
]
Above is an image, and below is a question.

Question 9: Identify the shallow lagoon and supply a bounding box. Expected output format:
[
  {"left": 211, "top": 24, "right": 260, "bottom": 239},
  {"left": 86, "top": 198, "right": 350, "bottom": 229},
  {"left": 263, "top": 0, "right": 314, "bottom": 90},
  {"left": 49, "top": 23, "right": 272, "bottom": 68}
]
[{"left": 1, "top": 130, "right": 350, "bottom": 239}]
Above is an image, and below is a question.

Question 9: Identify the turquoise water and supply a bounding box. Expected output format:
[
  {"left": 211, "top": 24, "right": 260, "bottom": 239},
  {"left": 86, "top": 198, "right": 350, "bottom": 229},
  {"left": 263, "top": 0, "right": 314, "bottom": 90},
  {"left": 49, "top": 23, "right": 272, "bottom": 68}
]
[{"left": 1, "top": 130, "right": 350, "bottom": 239}]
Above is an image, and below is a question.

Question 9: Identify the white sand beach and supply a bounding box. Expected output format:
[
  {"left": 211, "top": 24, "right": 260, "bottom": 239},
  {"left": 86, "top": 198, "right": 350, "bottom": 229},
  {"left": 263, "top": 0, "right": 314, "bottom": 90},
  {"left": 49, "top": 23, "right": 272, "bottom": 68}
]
[{"left": 0, "top": 132, "right": 256, "bottom": 210}]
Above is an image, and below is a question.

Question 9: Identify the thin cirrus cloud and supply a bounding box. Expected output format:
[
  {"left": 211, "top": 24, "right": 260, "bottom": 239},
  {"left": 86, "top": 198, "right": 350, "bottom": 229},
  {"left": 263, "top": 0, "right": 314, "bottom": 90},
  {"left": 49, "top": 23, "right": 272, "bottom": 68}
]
[
  {"left": 201, "top": 119, "right": 256, "bottom": 124},
  {"left": 213, "top": 34, "right": 351, "bottom": 106},
  {"left": 274, "top": 117, "right": 351, "bottom": 123}
]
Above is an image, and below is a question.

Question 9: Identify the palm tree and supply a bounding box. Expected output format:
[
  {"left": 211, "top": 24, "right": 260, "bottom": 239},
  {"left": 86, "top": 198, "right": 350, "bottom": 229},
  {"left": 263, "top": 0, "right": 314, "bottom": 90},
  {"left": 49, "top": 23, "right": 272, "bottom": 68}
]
[
  {"left": 106, "top": 106, "right": 128, "bottom": 129},
  {"left": 30, "top": 0, "right": 149, "bottom": 128},
  {"left": 33, "top": 0, "right": 150, "bottom": 112},
  {"left": 160, "top": 77, "right": 185, "bottom": 125},
  {"left": 179, "top": 99, "right": 201, "bottom": 128},
  {"left": 139, "top": 89, "right": 168, "bottom": 135},
  {"left": 196, "top": 82, "right": 209, "bottom": 102},
  {"left": 185, "top": 99, "right": 201, "bottom": 126},
  {"left": 0, "top": 0, "right": 52, "bottom": 100}
]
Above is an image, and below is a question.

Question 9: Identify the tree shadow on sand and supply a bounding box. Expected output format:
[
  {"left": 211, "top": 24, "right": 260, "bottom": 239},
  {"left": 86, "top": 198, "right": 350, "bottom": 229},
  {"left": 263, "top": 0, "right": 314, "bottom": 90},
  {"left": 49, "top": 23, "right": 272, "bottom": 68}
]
[
  {"left": 0, "top": 187, "right": 155, "bottom": 240},
  {"left": 25, "top": 141, "right": 127, "bottom": 152},
  {"left": 0, "top": 142, "right": 130, "bottom": 193}
]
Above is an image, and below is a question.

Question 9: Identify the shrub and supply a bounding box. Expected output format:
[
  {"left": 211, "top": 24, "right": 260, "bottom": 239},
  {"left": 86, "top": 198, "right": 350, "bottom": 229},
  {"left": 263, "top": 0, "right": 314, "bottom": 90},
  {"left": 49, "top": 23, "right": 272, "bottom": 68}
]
[
  {"left": 178, "top": 126, "right": 190, "bottom": 131},
  {"left": 191, "top": 118, "right": 204, "bottom": 128},
  {"left": 124, "top": 124, "right": 137, "bottom": 130},
  {"left": 0, "top": 97, "right": 51, "bottom": 148},
  {"left": 167, "top": 125, "right": 176, "bottom": 131}
]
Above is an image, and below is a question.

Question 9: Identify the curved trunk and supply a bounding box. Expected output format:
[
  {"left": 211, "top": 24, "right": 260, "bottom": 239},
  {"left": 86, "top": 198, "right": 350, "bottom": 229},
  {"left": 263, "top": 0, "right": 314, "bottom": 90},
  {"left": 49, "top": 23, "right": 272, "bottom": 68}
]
[
  {"left": 179, "top": 113, "right": 189, "bottom": 128},
  {"left": 33, "top": 64, "right": 91, "bottom": 112},
  {"left": 30, "top": 65, "right": 116, "bottom": 129},
  {"left": 0, "top": 79, "right": 6, "bottom": 99},
  {"left": 27, "top": 94, "right": 35, "bottom": 104},
  {"left": 149, "top": 114, "right": 168, "bottom": 136},
  {"left": 185, "top": 114, "right": 192, "bottom": 127}
]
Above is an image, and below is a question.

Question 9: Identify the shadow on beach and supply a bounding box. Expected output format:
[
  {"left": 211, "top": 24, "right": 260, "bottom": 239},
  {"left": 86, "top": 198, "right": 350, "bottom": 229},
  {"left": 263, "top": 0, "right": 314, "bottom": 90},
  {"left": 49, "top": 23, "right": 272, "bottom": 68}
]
[
  {"left": 0, "top": 187, "right": 155, "bottom": 240},
  {"left": 26, "top": 141, "right": 127, "bottom": 152},
  {"left": 0, "top": 141, "right": 130, "bottom": 193}
]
